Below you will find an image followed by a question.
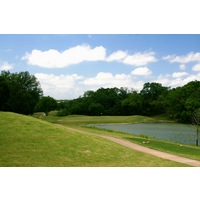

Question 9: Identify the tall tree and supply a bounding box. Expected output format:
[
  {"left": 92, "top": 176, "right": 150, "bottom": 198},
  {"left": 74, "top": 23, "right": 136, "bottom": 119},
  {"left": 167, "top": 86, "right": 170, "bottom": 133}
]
[
  {"left": 0, "top": 71, "right": 43, "bottom": 115},
  {"left": 140, "top": 82, "right": 169, "bottom": 116}
]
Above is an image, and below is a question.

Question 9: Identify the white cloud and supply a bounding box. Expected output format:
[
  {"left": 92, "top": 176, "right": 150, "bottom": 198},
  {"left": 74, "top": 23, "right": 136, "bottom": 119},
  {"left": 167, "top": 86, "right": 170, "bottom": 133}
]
[
  {"left": 23, "top": 45, "right": 106, "bottom": 68},
  {"left": 34, "top": 70, "right": 200, "bottom": 100},
  {"left": 122, "top": 51, "right": 157, "bottom": 66},
  {"left": 131, "top": 66, "right": 152, "bottom": 76},
  {"left": 0, "top": 62, "right": 13, "bottom": 71},
  {"left": 154, "top": 74, "right": 171, "bottom": 86},
  {"left": 179, "top": 64, "right": 186, "bottom": 70},
  {"left": 172, "top": 72, "right": 188, "bottom": 78},
  {"left": 162, "top": 55, "right": 175, "bottom": 61},
  {"left": 170, "top": 74, "right": 200, "bottom": 88},
  {"left": 163, "top": 52, "right": 200, "bottom": 64},
  {"left": 106, "top": 50, "right": 157, "bottom": 66},
  {"left": 106, "top": 50, "right": 127, "bottom": 62},
  {"left": 182, "top": 73, "right": 200, "bottom": 84},
  {"left": 155, "top": 73, "right": 200, "bottom": 89},
  {"left": 22, "top": 44, "right": 157, "bottom": 68},
  {"left": 35, "top": 72, "right": 146, "bottom": 99},
  {"left": 83, "top": 72, "right": 145, "bottom": 92},
  {"left": 83, "top": 72, "right": 133, "bottom": 88},
  {"left": 35, "top": 73, "right": 84, "bottom": 99},
  {"left": 131, "top": 80, "right": 145, "bottom": 91},
  {"left": 192, "top": 63, "right": 200, "bottom": 71}
]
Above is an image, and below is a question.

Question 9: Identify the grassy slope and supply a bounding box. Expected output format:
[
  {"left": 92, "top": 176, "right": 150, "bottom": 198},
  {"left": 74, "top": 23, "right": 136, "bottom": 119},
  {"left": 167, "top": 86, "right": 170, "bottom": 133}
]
[
  {"left": 0, "top": 112, "right": 187, "bottom": 166},
  {"left": 41, "top": 112, "right": 200, "bottom": 161}
]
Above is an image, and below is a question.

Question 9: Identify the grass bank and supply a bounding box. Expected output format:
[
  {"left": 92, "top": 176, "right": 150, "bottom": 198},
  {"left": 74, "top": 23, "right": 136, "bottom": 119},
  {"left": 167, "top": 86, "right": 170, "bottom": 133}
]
[
  {"left": 0, "top": 112, "right": 187, "bottom": 166},
  {"left": 39, "top": 112, "right": 200, "bottom": 162}
]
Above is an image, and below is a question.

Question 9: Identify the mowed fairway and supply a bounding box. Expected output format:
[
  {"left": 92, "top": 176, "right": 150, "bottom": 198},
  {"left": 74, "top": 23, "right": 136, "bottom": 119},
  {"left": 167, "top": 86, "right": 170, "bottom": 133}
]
[{"left": 0, "top": 112, "right": 189, "bottom": 166}]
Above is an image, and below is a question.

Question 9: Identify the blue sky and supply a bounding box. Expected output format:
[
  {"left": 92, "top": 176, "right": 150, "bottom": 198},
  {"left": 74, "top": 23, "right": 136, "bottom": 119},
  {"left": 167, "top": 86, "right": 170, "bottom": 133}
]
[{"left": 0, "top": 34, "right": 200, "bottom": 99}]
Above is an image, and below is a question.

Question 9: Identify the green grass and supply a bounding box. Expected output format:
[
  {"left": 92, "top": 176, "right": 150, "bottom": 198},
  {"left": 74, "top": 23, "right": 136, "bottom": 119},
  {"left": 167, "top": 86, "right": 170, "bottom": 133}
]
[
  {"left": 40, "top": 113, "right": 159, "bottom": 126},
  {"left": 39, "top": 112, "right": 200, "bottom": 162},
  {"left": 124, "top": 137, "right": 200, "bottom": 161},
  {"left": 0, "top": 112, "right": 187, "bottom": 166}
]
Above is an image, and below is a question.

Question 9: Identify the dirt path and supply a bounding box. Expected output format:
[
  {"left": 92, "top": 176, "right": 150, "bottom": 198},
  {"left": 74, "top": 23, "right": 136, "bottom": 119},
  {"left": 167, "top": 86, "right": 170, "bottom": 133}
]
[{"left": 59, "top": 125, "right": 200, "bottom": 167}]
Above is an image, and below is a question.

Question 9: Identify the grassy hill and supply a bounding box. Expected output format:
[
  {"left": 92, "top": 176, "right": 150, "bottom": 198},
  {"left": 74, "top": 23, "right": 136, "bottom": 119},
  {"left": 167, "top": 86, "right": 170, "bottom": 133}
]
[
  {"left": 41, "top": 113, "right": 200, "bottom": 162},
  {"left": 0, "top": 112, "right": 188, "bottom": 166}
]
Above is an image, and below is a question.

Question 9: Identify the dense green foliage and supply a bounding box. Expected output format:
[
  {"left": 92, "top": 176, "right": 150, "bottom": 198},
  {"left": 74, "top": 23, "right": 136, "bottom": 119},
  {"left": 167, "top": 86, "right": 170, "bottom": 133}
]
[
  {"left": 167, "top": 81, "right": 200, "bottom": 122},
  {"left": 0, "top": 71, "right": 43, "bottom": 115},
  {"left": 57, "top": 81, "right": 200, "bottom": 123},
  {"left": 1, "top": 70, "right": 199, "bottom": 123},
  {"left": 34, "top": 96, "right": 57, "bottom": 116}
]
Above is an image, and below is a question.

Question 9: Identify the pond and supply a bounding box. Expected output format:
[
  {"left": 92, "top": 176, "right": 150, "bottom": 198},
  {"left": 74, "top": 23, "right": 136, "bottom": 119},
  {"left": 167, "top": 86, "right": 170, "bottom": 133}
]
[{"left": 93, "top": 122, "right": 197, "bottom": 145}]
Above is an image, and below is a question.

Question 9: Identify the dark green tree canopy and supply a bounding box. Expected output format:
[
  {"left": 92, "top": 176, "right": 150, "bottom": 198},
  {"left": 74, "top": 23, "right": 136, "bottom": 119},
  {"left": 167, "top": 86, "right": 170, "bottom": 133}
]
[
  {"left": 139, "top": 82, "right": 170, "bottom": 116},
  {"left": 167, "top": 81, "right": 200, "bottom": 122},
  {"left": 34, "top": 96, "right": 57, "bottom": 116},
  {"left": 0, "top": 75, "right": 10, "bottom": 111},
  {"left": 0, "top": 71, "right": 43, "bottom": 115},
  {"left": 62, "top": 81, "right": 200, "bottom": 123},
  {"left": 2, "top": 70, "right": 199, "bottom": 124}
]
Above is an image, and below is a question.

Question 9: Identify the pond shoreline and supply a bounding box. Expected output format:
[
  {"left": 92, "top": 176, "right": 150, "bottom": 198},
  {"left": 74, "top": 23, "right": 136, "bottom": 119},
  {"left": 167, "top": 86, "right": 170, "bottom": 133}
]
[
  {"left": 87, "top": 120, "right": 175, "bottom": 126},
  {"left": 88, "top": 122, "right": 196, "bottom": 145}
]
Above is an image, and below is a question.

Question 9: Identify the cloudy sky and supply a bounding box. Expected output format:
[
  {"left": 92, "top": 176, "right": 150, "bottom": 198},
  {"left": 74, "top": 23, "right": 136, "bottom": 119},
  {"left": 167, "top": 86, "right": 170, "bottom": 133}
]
[{"left": 0, "top": 34, "right": 200, "bottom": 99}]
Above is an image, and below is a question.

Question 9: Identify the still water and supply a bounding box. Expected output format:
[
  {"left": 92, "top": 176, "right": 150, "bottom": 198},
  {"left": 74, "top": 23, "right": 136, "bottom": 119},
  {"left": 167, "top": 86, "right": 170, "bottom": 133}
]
[{"left": 94, "top": 122, "right": 197, "bottom": 145}]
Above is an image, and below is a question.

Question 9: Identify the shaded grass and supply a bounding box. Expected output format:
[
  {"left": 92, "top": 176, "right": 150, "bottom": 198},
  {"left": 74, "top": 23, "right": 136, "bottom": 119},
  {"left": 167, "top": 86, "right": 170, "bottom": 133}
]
[{"left": 0, "top": 112, "right": 187, "bottom": 166}]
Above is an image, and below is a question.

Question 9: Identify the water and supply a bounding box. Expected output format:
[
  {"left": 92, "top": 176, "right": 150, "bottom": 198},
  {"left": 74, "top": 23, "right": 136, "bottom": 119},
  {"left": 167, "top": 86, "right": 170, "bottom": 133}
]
[{"left": 94, "top": 122, "right": 197, "bottom": 145}]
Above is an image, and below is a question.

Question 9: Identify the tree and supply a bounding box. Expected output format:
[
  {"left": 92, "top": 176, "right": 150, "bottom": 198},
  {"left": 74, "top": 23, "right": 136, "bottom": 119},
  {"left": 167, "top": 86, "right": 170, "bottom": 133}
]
[
  {"left": 167, "top": 81, "right": 200, "bottom": 123},
  {"left": 121, "top": 91, "right": 141, "bottom": 115},
  {"left": 91, "top": 87, "right": 124, "bottom": 115},
  {"left": 0, "top": 76, "right": 10, "bottom": 110},
  {"left": 140, "top": 82, "right": 169, "bottom": 116},
  {"left": 34, "top": 96, "right": 57, "bottom": 116},
  {"left": 191, "top": 109, "right": 200, "bottom": 146},
  {"left": 0, "top": 71, "right": 43, "bottom": 115}
]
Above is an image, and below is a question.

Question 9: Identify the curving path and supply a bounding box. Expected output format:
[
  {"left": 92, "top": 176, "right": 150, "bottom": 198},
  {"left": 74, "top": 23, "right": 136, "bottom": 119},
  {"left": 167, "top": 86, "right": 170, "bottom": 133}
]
[{"left": 58, "top": 125, "right": 200, "bottom": 167}]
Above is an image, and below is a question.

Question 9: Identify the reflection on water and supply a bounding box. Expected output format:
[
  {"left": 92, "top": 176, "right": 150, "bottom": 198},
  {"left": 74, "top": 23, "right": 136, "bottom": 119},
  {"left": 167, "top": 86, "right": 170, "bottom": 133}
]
[{"left": 94, "top": 122, "right": 196, "bottom": 145}]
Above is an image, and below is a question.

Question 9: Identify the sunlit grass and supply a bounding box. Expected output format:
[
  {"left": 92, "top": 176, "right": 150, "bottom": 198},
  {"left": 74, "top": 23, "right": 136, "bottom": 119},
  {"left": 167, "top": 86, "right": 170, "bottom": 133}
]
[
  {"left": 40, "top": 112, "right": 200, "bottom": 162},
  {"left": 0, "top": 112, "right": 187, "bottom": 166}
]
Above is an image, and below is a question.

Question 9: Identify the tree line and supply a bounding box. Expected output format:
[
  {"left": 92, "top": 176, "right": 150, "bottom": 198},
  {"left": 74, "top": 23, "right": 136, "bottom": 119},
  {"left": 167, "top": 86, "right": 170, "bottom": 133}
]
[
  {"left": 58, "top": 81, "right": 200, "bottom": 123},
  {"left": 1, "top": 71, "right": 200, "bottom": 124}
]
